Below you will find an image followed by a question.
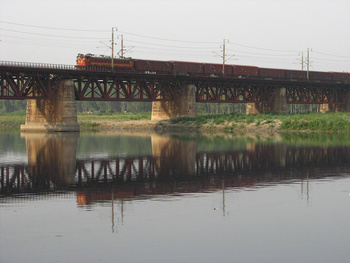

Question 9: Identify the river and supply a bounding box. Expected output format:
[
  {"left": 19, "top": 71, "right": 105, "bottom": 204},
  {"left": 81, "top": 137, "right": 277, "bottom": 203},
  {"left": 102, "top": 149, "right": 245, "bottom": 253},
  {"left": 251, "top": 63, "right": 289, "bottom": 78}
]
[{"left": 1, "top": 130, "right": 350, "bottom": 263}]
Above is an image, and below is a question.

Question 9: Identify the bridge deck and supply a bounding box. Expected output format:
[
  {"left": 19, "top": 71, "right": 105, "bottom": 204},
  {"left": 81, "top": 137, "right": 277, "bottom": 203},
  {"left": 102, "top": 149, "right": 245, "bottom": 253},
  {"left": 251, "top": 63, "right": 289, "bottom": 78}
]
[{"left": 1, "top": 61, "right": 349, "bottom": 104}]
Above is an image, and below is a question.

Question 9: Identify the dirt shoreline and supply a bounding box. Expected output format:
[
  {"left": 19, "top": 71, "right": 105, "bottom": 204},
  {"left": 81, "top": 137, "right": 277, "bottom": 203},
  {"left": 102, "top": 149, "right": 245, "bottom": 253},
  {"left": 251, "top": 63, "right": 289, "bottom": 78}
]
[
  {"left": 3, "top": 113, "right": 347, "bottom": 133},
  {"left": 80, "top": 118, "right": 283, "bottom": 133}
]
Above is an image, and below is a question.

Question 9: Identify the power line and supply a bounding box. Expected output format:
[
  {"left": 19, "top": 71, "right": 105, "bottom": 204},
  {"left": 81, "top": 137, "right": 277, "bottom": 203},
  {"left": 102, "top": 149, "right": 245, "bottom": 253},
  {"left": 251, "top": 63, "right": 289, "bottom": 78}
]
[
  {"left": 0, "top": 20, "right": 108, "bottom": 32},
  {"left": 1, "top": 20, "right": 349, "bottom": 70},
  {"left": 2, "top": 20, "right": 350, "bottom": 61},
  {"left": 313, "top": 50, "right": 350, "bottom": 59},
  {"left": 237, "top": 54, "right": 297, "bottom": 62},
  {"left": 0, "top": 20, "right": 221, "bottom": 44},
  {"left": 0, "top": 28, "right": 109, "bottom": 40},
  {"left": 227, "top": 42, "right": 300, "bottom": 53},
  {"left": 0, "top": 34, "right": 97, "bottom": 44},
  {"left": 1, "top": 39, "right": 96, "bottom": 49},
  {"left": 312, "top": 57, "right": 350, "bottom": 63},
  {"left": 118, "top": 30, "right": 220, "bottom": 44},
  {"left": 2, "top": 40, "right": 93, "bottom": 49},
  {"left": 226, "top": 48, "right": 297, "bottom": 57},
  {"left": 135, "top": 46, "right": 217, "bottom": 54},
  {"left": 127, "top": 39, "right": 217, "bottom": 50}
]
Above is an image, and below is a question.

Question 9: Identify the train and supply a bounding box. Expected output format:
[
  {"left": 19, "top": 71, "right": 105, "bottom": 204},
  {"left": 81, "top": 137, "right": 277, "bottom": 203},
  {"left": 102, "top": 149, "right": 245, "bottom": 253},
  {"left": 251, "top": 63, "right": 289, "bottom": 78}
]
[{"left": 76, "top": 53, "right": 350, "bottom": 82}]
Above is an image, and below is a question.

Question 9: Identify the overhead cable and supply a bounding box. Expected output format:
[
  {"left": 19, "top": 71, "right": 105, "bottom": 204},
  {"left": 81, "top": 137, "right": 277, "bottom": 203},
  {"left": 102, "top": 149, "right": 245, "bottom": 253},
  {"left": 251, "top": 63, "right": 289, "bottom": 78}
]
[
  {"left": 227, "top": 42, "right": 300, "bottom": 53},
  {"left": 312, "top": 57, "right": 350, "bottom": 63},
  {"left": 226, "top": 48, "right": 297, "bottom": 57},
  {"left": 0, "top": 20, "right": 109, "bottom": 32},
  {"left": 0, "top": 28, "right": 109, "bottom": 40},
  {"left": 118, "top": 30, "right": 221, "bottom": 44},
  {"left": 127, "top": 40, "right": 217, "bottom": 50},
  {"left": 313, "top": 50, "right": 350, "bottom": 59}
]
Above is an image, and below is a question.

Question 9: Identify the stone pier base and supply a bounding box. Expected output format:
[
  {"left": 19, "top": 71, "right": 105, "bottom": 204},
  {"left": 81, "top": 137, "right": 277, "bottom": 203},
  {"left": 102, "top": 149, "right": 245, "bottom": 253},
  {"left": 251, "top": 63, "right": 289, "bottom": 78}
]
[
  {"left": 151, "top": 135, "right": 197, "bottom": 175},
  {"left": 246, "top": 102, "right": 270, "bottom": 114},
  {"left": 151, "top": 84, "right": 197, "bottom": 120},
  {"left": 346, "top": 96, "right": 350, "bottom": 112},
  {"left": 319, "top": 104, "right": 343, "bottom": 113},
  {"left": 247, "top": 88, "right": 288, "bottom": 114},
  {"left": 320, "top": 93, "right": 350, "bottom": 113},
  {"left": 23, "top": 132, "right": 78, "bottom": 186},
  {"left": 20, "top": 79, "right": 80, "bottom": 132},
  {"left": 271, "top": 88, "right": 288, "bottom": 113}
]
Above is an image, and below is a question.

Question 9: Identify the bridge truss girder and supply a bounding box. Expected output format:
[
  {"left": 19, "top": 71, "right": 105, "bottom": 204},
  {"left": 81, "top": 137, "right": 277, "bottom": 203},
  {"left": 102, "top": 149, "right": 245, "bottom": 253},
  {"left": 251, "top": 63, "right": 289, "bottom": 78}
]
[
  {"left": 0, "top": 71, "right": 61, "bottom": 99},
  {"left": 1, "top": 65, "right": 349, "bottom": 104},
  {"left": 74, "top": 75, "right": 183, "bottom": 101},
  {"left": 286, "top": 83, "right": 349, "bottom": 104},
  {"left": 193, "top": 79, "right": 276, "bottom": 103}
]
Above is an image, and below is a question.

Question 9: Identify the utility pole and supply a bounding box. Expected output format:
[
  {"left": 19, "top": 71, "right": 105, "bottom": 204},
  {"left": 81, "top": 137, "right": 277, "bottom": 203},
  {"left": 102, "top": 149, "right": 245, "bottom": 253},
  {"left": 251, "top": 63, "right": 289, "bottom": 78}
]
[
  {"left": 119, "top": 34, "right": 124, "bottom": 58},
  {"left": 111, "top": 27, "right": 117, "bottom": 69},
  {"left": 212, "top": 39, "right": 234, "bottom": 74},
  {"left": 117, "top": 35, "right": 134, "bottom": 58},
  {"left": 222, "top": 39, "right": 229, "bottom": 74},
  {"left": 307, "top": 48, "right": 312, "bottom": 80},
  {"left": 300, "top": 52, "right": 304, "bottom": 71}
]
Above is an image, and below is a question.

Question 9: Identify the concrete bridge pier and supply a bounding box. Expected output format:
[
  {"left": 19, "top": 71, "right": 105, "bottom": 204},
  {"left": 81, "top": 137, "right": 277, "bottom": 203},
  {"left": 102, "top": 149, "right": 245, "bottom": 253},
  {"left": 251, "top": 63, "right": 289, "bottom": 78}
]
[
  {"left": 151, "top": 135, "right": 197, "bottom": 176},
  {"left": 22, "top": 132, "right": 79, "bottom": 188},
  {"left": 247, "top": 142, "right": 287, "bottom": 168},
  {"left": 246, "top": 88, "right": 288, "bottom": 114},
  {"left": 345, "top": 96, "right": 350, "bottom": 112},
  {"left": 246, "top": 102, "right": 270, "bottom": 114},
  {"left": 319, "top": 104, "right": 343, "bottom": 113},
  {"left": 319, "top": 94, "right": 350, "bottom": 113},
  {"left": 151, "top": 84, "right": 197, "bottom": 120},
  {"left": 20, "top": 79, "right": 80, "bottom": 132}
]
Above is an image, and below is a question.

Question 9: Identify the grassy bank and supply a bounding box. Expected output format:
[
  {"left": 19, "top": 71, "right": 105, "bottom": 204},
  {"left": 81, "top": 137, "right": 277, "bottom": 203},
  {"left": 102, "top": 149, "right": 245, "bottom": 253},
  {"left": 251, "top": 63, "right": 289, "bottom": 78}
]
[
  {"left": 1, "top": 111, "right": 350, "bottom": 132},
  {"left": 0, "top": 112, "right": 151, "bottom": 129},
  {"left": 170, "top": 112, "right": 350, "bottom": 132},
  {"left": 0, "top": 111, "right": 26, "bottom": 127},
  {"left": 78, "top": 112, "right": 151, "bottom": 128}
]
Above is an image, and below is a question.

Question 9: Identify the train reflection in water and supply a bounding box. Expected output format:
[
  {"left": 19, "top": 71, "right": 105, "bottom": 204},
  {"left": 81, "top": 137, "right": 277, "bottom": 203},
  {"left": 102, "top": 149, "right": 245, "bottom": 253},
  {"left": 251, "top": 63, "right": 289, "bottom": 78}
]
[{"left": 1, "top": 133, "right": 350, "bottom": 205}]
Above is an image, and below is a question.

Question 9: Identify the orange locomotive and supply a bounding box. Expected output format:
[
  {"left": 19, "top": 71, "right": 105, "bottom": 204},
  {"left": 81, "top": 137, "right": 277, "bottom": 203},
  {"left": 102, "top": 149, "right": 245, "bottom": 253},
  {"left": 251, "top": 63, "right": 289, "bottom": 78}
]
[{"left": 76, "top": 53, "right": 133, "bottom": 69}]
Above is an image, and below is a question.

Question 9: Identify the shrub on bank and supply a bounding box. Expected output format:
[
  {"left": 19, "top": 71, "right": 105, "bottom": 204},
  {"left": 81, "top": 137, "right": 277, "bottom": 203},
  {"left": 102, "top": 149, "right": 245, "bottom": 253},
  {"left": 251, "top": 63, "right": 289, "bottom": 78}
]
[
  {"left": 280, "top": 113, "right": 350, "bottom": 132},
  {"left": 1, "top": 111, "right": 350, "bottom": 132},
  {"left": 170, "top": 112, "right": 350, "bottom": 132}
]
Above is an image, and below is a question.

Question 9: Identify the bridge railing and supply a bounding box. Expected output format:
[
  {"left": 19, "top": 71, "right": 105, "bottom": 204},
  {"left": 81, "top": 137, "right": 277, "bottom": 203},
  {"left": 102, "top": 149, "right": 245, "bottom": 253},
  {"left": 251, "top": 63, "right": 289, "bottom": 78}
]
[
  {"left": 0, "top": 61, "right": 76, "bottom": 71},
  {"left": 0, "top": 61, "right": 117, "bottom": 73}
]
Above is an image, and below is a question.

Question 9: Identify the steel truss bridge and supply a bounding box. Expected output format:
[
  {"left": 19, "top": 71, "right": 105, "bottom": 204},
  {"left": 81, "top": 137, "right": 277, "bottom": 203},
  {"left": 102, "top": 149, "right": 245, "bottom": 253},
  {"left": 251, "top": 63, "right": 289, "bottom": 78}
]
[
  {"left": 2, "top": 146, "right": 350, "bottom": 196},
  {"left": 1, "top": 61, "right": 349, "bottom": 104}
]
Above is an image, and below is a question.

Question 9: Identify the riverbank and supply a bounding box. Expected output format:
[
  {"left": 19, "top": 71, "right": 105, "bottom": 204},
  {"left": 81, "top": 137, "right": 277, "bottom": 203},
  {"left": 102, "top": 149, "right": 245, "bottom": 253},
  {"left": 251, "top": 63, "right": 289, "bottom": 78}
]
[
  {"left": 1, "top": 112, "right": 350, "bottom": 132},
  {"left": 165, "top": 112, "right": 350, "bottom": 132}
]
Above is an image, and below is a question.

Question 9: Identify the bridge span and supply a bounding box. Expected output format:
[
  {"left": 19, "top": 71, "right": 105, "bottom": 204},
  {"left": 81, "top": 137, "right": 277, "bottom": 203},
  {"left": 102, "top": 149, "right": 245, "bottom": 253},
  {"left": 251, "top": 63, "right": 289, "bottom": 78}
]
[{"left": 1, "top": 61, "right": 350, "bottom": 131}]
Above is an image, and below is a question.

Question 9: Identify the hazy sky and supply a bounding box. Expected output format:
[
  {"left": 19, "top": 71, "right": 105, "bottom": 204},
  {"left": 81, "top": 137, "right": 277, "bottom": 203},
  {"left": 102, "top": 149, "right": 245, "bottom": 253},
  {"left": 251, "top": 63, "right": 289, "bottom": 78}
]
[{"left": 1, "top": 0, "right": 349, "bottom": 72}]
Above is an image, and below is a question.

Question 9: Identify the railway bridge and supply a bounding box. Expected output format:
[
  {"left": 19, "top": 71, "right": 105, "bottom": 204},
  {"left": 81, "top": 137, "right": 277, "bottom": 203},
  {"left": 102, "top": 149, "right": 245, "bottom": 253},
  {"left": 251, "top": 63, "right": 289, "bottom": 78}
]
[{"left": 1, "top": 61, "right": 350, "bottom": 132}]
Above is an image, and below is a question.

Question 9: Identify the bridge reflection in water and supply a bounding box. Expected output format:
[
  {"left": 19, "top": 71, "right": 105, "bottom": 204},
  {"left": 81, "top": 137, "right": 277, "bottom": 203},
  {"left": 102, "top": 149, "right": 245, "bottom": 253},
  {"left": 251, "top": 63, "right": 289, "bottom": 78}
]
[{"left": 1, "top": 133, "right": 350, "bottom": 205}]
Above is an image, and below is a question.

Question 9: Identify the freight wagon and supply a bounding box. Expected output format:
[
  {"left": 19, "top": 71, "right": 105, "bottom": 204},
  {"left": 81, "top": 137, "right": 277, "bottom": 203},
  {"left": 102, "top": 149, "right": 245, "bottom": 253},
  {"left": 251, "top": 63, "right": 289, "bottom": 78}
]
[
  {"left": 172, "top": 61, "right": 203, "bottom": 75},
  {"left": 259, "top": 68, "right": 285, "bottom": 79},
  {"left": 232, "top": 65, "right": 259, "bottom": 77},
  {"left": 332, "top": 72, "right": 350, "bottom": 82},
  {"left": 309, "top": 71, "right": 333, "bottom": 81},
  {"left": 134, "top": 59, "right": 172, "bottom": 74},
  {"left": 76, "top": 53, "right": 350, "bottom": 83},
  {"left": 285, "top": 70, "right": 307, "bottom": 80}
]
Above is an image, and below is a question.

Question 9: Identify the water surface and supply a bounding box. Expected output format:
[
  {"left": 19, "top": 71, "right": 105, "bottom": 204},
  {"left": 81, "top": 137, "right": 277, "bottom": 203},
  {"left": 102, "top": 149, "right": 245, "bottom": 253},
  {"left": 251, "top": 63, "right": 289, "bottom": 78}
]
[{"left": 1, "top": 131, "right": 350, "bottom": 263}]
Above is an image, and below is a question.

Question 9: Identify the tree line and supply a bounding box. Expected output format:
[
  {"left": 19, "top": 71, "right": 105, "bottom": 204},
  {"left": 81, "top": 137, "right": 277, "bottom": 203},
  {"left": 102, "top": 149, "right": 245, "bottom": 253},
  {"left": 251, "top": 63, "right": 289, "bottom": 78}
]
[{"left": 0, "top": 100, "right": 321, "bottom": 114}]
